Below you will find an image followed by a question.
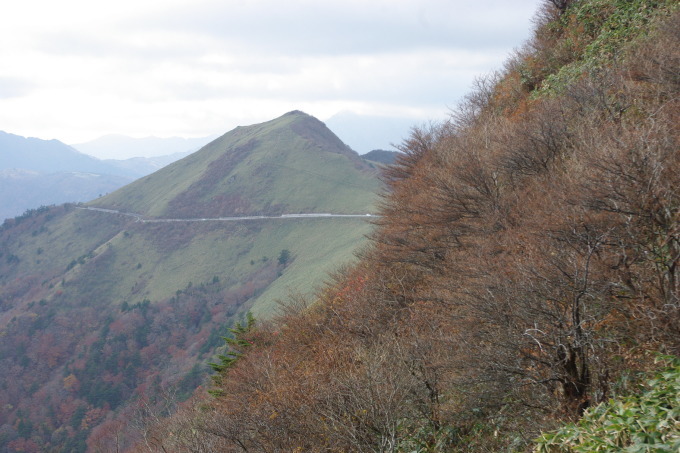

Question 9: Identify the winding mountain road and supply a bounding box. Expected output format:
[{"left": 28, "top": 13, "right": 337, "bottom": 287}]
[{"left": 77, "top": 206, "right": 377, "bottom": 223}]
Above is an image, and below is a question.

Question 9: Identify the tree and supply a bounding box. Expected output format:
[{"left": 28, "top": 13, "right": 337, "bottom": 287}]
[
  {"left": 207, "top": 312, "right": 256, "bottom": 396},
  {"left": 277, "top": 249, "right": 291, "bottom": 266}
]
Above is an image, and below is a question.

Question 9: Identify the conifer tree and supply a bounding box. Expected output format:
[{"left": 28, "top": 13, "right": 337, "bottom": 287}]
[{"left": 207, "top": 312, "right": 256, "bottom": 396}]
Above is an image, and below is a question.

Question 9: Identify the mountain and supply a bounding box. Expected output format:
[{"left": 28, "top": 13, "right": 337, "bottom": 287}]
[
  {"left": 87, "top": 110, "right": 380, "bottom": 311},
  {"left": 134, "top": 2, "right": 680, "bottom": 452},
  {"left": 0, "top": 131, "right": 120, "bottom": 175},
  {"left": 0, "top": 132, "right": 200, "bottom": 222},
  {"left": 325, "top": 111, "right": 417, "bottom": 154},
  {"left": 72, "top": 134, "right": 217, "bottom": 160},
  {"left": 0, "top": 170, "right": 132, "bottom": 221},
  {"left": 0, "top": 111, "right": 380, "bottom": 452},
  {"left": 362, "top": 149, "right": 399, "bottom": 165},
  {"left": 93, "top": 110, "right": 377, "bottom": 218},
  {"left": 102, "top": 151, "right": 193, "bottom": 178}
]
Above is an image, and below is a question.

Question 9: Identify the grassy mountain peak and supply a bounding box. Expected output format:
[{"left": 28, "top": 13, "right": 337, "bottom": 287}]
[{"left": 92, "top": 111, "right": 377, "bottom": 218}]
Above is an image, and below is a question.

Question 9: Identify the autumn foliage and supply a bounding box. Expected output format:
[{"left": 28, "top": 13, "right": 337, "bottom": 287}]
[{"left": 131, "top": 1, "right": 678, "bottom": 451}]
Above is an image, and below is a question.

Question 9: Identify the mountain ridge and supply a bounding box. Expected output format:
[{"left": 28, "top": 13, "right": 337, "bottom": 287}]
[
  {"left": 92, "top": 110, "right": 378, "bottom": 218},
  {"left": 0, "top": 111, "right": 380, "bottom": 452},
  {"left": 0, "top": 131, "right": 118, "bottom": 175},
  {"left": 130, "top": 1, "right": 680, "bottom": 452},
  {"left": 0, "top": 131, "right": 203, "bottom": 221}
]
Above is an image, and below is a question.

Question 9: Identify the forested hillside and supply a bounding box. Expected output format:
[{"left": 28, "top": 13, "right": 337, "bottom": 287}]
[{"left": 133, "top": 0, "right": 679, "bottom": 451}]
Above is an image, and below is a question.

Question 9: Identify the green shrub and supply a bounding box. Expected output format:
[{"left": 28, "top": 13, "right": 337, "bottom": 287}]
[{"left": 534, "top": 356, "right": 680, "bottom": 452}]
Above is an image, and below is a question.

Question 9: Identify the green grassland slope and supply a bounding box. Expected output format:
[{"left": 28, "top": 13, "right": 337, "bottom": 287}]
[
  {"left": 0, "top": 112, "right": 380, "bottom": 452},
  {"left": 93, "top": 110, "right": 377, "bottom": 218}
]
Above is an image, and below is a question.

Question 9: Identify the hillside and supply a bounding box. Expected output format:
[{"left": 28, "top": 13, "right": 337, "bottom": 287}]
[
  {"left": 93, "top": 111, "right": 377, "bottom": 218},
  {"left": 0, "top": 112, "right": 380, "bottom": 451},
  {"left": 135, "top": 1, "right": 679, "bottom": 452}
]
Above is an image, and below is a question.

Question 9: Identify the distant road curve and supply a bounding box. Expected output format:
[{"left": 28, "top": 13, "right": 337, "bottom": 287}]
[{"left": 77, "top": 206, "right": 377, "bottom": 223}]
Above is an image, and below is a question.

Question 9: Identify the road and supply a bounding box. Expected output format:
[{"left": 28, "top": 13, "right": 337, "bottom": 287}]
[{"left": 77, "top": 206, "right": 376, "bottom": 223}]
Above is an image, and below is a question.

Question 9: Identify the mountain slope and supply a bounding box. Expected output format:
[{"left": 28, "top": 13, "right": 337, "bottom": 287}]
[
  {"left": 93, "top": 111, "right": 377, "bottom": 218},
  {"left": 134, "top": 2, "right": 679, "bottom": 452},
  {"left": 0, "top": 112, "right": 380, "bottom": 452}
]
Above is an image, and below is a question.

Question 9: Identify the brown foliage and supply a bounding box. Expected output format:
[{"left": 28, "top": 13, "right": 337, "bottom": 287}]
[{"left": 135, "top": 6, "right": 679, "bottom": 453}]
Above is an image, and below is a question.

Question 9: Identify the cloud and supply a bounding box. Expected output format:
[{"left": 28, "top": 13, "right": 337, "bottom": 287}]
[
  {"left": 0, "top": 0, "right": 542, "bottom": 145},
  {"left": 0, "top": 77, "right": 33, "bottom": 99},
  {"left": 37, "top": 29, "right": 204, "bottom": 62},
  {"left": 145, "top": 0, "right": 540, "bottom": 57},
  {"left": 34, "top": 1, "right": 538, "bottom": 62}
]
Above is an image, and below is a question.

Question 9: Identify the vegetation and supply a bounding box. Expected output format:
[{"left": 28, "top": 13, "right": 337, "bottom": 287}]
[
  {"left": 1, "top": 1, "right": 677, "bottom": 451},
  {"left": 129, "top": 0, "right": 679, "bottom": 451},
  {"left": 93, "top": 110, "right": 380, "bottom": 218},
  {"left": 0, "top": 113, "right": 378, "bottom": 452},
  {"left": 208, "top": 312, "right": 256, "bottom": 396},
  {"left": 535, "top": 357, "right": 680, "bottom": 452}
]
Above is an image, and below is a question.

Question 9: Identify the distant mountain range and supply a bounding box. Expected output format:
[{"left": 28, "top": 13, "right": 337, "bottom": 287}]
[
  {"left": 0, "top": 169, "right": 131, "bottom": 221},
  {"left": 362, "top": 149, "right": 398, "bottom": 165},
  {"left": 102, "top": 151, "right": 194, "bottom": 178},
  {"left": 0, "top": 111, "right": 382, "bottom": 451},
  {"left": 0, "top": 131, "right": 119, "bottom": 175},
  {"left": 0, "top": 132, "right": 205, "bottom": 221},
  {"left": 1, "top": 124, "right": 397, "bottom": 222}
]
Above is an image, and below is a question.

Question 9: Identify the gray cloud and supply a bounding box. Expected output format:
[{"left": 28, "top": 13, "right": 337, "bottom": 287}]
[
  {"left": 34, "top": 1, "right": 541, "bottom": 81},
  {"left": 0, "top": 0, "right": 543, "bottom": 144},
  {"left": 138, "top": 0, "right": 541, "bottom": 57},
  {"left": 37, "top": 31, "right": 199, "bottom": 61},
  {"left": 136, "top": 51, "right": 492, "bottom": 107}
]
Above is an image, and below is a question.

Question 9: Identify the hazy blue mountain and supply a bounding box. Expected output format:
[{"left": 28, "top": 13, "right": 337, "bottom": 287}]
[
  {"left": 0, "top": 131, "right": 121, "bottom": 174},
  {"left": 103, "top": 151, "right": 193, "bottom": 178},
  {"left": 0, "top": 131, "right": 201, "bottom": 221},
  {"left": 0, "top": 169, "right": 132, "bottom": 221}
]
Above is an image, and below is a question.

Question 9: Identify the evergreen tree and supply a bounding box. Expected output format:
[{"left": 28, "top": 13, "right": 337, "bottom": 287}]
[{"left": 207, "top": 312, "right": 256, "bottom": 396}]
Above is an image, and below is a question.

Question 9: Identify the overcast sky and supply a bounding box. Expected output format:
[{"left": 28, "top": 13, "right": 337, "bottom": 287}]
[{"left": 1, "top": 0, "right": 541, "bottom": 148}]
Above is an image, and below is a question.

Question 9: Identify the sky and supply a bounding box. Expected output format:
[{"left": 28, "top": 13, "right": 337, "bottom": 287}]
[{"left": 0, "top": 0, "right": 541, "bottom": 153}]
